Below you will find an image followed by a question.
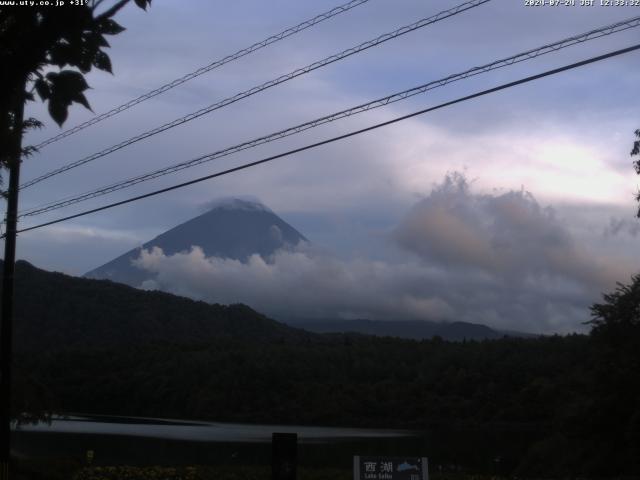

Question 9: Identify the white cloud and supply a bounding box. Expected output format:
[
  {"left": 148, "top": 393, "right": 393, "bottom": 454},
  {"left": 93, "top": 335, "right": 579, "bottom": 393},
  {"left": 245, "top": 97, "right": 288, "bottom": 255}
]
[{"left": 134, "top": 244, "right": 455, "bottom": 323}]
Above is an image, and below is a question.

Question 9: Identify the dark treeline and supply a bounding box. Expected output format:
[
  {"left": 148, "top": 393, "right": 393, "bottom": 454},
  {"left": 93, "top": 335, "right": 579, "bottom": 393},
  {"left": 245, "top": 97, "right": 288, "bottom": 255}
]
[
  {"left": 5, "top": 260, "right": 313, "bottom": 351},
  {"left": 6, "top": 261, "right": 640, "bottom": 476},
  {"left": 16, "top": 333, "right": 638, "bottom": 476}
]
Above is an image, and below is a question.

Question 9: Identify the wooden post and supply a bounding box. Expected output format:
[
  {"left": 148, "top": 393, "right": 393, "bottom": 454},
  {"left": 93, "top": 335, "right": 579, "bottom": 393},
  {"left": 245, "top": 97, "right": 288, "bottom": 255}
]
[
  {"left": 272, "top": 432, "right": 297, "bottom": 480},
  {"left": 0, "top": 77, "right": 25, "bottom": 480},
  {"left": 0, "top": 158, "right": 19, "bottom": 480}
]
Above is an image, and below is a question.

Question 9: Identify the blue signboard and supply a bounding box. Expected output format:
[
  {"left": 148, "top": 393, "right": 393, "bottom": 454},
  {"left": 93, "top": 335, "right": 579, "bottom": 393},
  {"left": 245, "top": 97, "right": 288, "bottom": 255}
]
[{"left": 353, "top": 456, "right": 428, "bottom": 480}]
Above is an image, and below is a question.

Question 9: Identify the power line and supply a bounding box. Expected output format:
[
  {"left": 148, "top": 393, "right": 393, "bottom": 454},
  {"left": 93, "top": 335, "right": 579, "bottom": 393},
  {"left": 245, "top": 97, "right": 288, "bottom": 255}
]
[
  {"left": 19, "top": 15, "right": 640, "bottom": 218},
  {"left": 20, "top": 0, "right": 490, "bottom": 190},
  {"left": 32, "top": 0, "right": 373, "bottom": 150},
  {"left": 12, "top": 43, "right": 640, "bottom": 237}
]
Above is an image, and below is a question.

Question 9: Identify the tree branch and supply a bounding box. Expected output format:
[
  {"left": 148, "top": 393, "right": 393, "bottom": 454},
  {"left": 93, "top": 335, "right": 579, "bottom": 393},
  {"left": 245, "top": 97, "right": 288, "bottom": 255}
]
[{"left": 95, "top": 0, "right": 130, "bottom": 20}]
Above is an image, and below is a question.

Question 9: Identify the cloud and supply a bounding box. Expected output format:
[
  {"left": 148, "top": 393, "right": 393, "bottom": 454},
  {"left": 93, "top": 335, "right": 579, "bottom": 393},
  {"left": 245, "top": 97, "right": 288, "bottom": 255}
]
[
  {"left": 197, "top": 196, "right": 271, "bottom": 214},
  {"left": 28, "top": 224, "right": 142, "bottom": 244},
  {"left": 16, "top": 224, "right": 145, "bottom": 275},
  {"left": 135, "top": 244, "right": 455, "bottom": 324},
  {"left": 603, "top": 216, "right": 640, "bottom": 238},
  {"left": 393, "top": 172, "right": 623, "bottom": 289},
  {"left": 130, "top": 174, "right": 634, "bottom": 334}
]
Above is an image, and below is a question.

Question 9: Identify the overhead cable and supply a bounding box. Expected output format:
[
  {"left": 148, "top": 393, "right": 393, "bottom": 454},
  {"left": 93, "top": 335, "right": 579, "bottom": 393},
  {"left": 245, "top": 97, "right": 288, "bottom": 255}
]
[
  {"left": 20, "top": 0, "right": 490, "bottom": 190},
  {"left": 19, "top": 15, "right": 640, "bottom": 218},
  {"left": 33, "top": 0, "right": 373, "bottom": 150},
  {"left": 12, "top": 43, "right": 640, "bottom": 237}
]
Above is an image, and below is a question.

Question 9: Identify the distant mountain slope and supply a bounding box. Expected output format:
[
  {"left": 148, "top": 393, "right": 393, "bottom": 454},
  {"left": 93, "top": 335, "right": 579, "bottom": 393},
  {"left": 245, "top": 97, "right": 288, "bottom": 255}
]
[
  {"left": 3, "top": 260, "right": 313, "bottom": 353},
  {"left": 85, "top": 199, "right": 307, "bottom": 287},
  {"left": 286, "top": 318, "right": 524, "bottom": 341}
]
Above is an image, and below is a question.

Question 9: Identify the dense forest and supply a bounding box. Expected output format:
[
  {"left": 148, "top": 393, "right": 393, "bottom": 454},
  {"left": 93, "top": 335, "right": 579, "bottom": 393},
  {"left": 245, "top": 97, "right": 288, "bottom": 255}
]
[
  {"left": 5, "top": 260, "right": 312, "bottom": 351},
  {"left": 4, "top": 261, "right": 640, "bottom": 476}
]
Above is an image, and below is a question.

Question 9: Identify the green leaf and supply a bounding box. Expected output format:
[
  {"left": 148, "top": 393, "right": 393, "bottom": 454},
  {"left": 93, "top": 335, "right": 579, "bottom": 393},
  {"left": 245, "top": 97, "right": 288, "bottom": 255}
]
[
  {"left": 21, "top": 145, "right": 39, "bottom": 159},
  {"left": 45, "top": 70, "right": 92, "bottom": 123},
  {"left": 48, "top": 99, "right": 68, "bottom": 127},
  {"left": 93, "top": 50, "right": 112, "bottom": 73},
  {"left": 72, "top": 92, "right": 92, "bottom": 112},
  {"left": 48, "top": 44, "right": 72, "bottom": 68},
  {"left": 23, "top": 118, "right": 44, "bottom": 130},
  {"left": 91, "top": 32, "right": 110, "bottom": 48},
  {"left": 98, "top": 18, "right": 125, "bottom": 35},
  {"left": 134, "top": 0, "right": 151, "bottom": 10},
  {"left": 34, "top": 78, "right": 51, "bottom": 101},
  {"left": 77, "top": 49, "right": 93, "bottom": 73},
  {"left": 48, "top": 70, "right": 90, "bottom": 93}
]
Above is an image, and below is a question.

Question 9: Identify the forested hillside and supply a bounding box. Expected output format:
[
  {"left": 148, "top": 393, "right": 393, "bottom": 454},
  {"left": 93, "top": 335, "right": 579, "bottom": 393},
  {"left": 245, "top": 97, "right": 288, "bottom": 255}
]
[
  {"left": 5, "top": 261, "right": 640, "bottom": 475},
  {"left": 3, "top": 260, "right": 312, "bottom": 352}
]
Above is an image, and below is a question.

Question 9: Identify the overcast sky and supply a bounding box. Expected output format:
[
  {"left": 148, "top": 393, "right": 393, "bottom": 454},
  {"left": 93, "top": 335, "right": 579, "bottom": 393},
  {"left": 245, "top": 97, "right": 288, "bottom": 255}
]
[{"left": 7, "top": 0, "right": 640, "bottom": 333}]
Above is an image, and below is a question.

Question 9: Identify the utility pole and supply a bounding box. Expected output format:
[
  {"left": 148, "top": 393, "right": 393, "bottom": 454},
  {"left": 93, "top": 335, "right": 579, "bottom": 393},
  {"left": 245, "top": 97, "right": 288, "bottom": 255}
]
[{"left": 0, "top": 79, "right": 25, "bottom": 480}]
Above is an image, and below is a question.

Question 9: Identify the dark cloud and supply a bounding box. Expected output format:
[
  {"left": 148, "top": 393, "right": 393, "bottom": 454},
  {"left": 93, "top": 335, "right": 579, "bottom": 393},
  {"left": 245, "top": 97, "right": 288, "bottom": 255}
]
[
  {"left": 393, "top": 172, "right": 615, "bottom": 288},
  {"left": 131, "top": 174, "right": 630, "bottom": 334}
]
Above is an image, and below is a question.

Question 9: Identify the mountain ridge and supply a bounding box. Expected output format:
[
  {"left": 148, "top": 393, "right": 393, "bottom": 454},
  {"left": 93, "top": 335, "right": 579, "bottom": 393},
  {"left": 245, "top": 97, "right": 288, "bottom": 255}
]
[
  {"left": 84, "top": 198, "right": 307, "bottom": 287},
  {"left": 284, "top": 318, "right": 531, "bottom": 341},
  {"left": 4, "top": 259, "right": 314, "bottom": 353}
]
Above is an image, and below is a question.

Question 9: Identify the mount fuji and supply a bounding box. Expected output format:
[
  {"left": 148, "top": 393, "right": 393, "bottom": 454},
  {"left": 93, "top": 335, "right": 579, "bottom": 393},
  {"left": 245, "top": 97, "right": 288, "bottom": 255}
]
[{"left": 85, "top": 198, "right": 307, "bottom": 287}]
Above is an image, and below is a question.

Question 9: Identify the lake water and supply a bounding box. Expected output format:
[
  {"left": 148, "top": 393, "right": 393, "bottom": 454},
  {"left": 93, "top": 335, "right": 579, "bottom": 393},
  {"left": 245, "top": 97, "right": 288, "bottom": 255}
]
[
  {"left": 12, "top": 415, "right": 535, "bottom": 472},
  {"left": 13, "top": 415, "right": 421, "bottom": 467},
  {"left": 16, "top": 414, "right": 411, "bottom": 442}
]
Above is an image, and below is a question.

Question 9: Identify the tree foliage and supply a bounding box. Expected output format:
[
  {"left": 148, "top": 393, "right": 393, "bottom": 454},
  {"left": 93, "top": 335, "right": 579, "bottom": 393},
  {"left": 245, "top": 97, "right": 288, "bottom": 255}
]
[
  {"left": 587, "top": 274, "right": 640, "bottom": 474},
  {"left": 589, "top": 273, "right": 640, "bottom": 333},
  {"left": 0, "top": 0, "right": 151, "bottom": 430},
  {"left": 0, "top": 0, "right": 151, "bottom": 174},
  {"left": 633, "top": 129, "right": 640, "bottom": 217}
]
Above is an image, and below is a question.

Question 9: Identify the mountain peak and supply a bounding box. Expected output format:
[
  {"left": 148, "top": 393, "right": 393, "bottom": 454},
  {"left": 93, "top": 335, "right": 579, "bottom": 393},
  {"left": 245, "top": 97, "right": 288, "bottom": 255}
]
[
  {"left": 204, "top": 197, "right": 273, "bottom": 214},
  {"left": 85, "top": 199, "right": 307, "bottom": 287}
]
